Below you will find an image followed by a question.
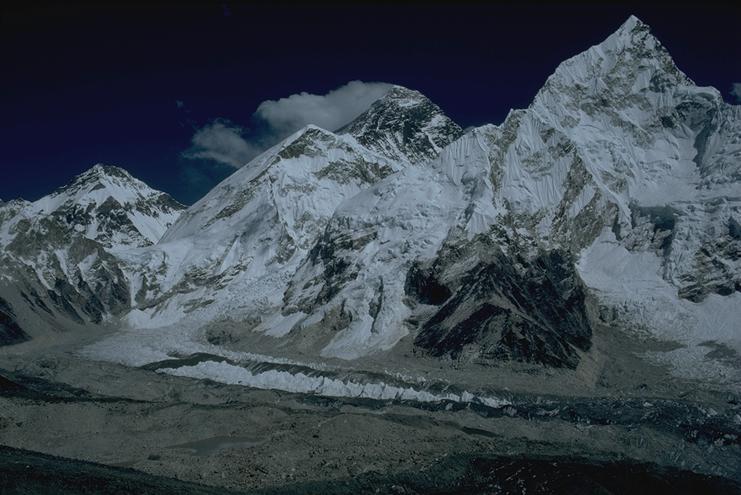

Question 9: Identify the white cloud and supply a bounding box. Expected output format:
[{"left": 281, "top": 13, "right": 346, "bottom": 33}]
[
  {"left": 255, "top": 80, "right": 392, "bottom": 134},
  {"left": 732, "top": 83, "right": 741, "bottom": 103},
  {"left": 183, "top": 120, "right": 261, "bottom": 168},
  {"left": 183, "top": 81, "right": 392, "bottom": 169}
]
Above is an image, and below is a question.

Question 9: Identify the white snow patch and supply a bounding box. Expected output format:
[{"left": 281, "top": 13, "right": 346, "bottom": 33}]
[{"left": 578, "top": 229, "right": 741, "bottom": 382}]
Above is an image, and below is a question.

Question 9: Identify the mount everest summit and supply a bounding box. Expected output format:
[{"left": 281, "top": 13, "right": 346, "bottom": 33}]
[{"left": 1, "top": 16, "right": 739, "bottom": 386}]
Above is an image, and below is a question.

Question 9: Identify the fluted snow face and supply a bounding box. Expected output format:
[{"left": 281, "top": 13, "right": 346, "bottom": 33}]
[{"left": 493, "top": 16, "right": 741, "bottom": 302}]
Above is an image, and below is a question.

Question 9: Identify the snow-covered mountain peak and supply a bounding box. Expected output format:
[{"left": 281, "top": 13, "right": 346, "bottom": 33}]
[
  {"left": 535, "top": 15, "right": 692, "bottom": 107},
  {"left": 339, "top": 84, "right": 463, "bottom": 164},
  {"left": 79, "top": 163, "right": 134, "bottom": 180},
  {"left": 161, "top": 123, "right": 395, "bottom": 244},
  {"left": 0, "top": 164, "right": 187, "bottom": 333},
  {"left": 41, "top": 165, "right": 133, "bottom": 209},
  {"left": 1, "top": 164, "right": 185, "bottom": 250},
  {"left": 377, "top": 85, "right": 431, "bottom": 107},
  {"left": 606, "top": 14, "right": 684, "bottom": 72},
  {"left": 608, "top": 15, "right": 672, "bottom": 53},
  {"left": 517, "top": 14, "right": 734, "bottom": 211},
  {"left": 54, "top": 163, "right": 158, "bottom": 205},
  {"left": 612, "top": 14, "right": 646, "bottom": 39}
]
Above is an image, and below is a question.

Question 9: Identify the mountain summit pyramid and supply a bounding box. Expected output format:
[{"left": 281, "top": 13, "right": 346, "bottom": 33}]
[{"left": 340, "top": 85, "right": 463, "bottom": 164}]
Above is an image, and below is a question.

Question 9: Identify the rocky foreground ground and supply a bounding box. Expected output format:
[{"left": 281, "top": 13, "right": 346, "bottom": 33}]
[{"left": 0, "top": 326, "right": 739, "bottom": 494}]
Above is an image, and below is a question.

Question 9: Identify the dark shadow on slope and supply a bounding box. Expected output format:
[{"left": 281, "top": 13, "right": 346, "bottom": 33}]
[
  {"left": 0, "top": 297, "right": 29, "bottom": 346},
  {"left": 0, "top": 445, "right": 240, "bottom": 495},
  {"left": 413, "top": 248, "right": 592, "bottom": 369},
  {"left": 244, "top": 453, "right": 741, "bottom": 495},
  {"left": 2, "top": 445, "right": 738, "bottom": 495}
]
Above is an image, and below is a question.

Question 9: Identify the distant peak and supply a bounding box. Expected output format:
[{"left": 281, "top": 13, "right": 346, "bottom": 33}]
[
  {"left": 618, "top": 14, "right": 645, "bottom": 34},
  {"left": 86, "top": 163, "right": 133, "bottom": 179},
  {"left": 341, "top": 85, "right": 438, "bottom": 130},
  {"left": 59, "top": 164, "right": 143, "bottom": 196},
  {"left": 64, "top": 164, "right": 137, "bottom": 188},
  {"left": 386, "top": 84, "right": 423, "bottom": 97}
]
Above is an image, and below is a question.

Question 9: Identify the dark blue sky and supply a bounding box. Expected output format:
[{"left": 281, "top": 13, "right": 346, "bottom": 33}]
[{"left": 2, "top": 3, "right": 739, "bottom": 204}]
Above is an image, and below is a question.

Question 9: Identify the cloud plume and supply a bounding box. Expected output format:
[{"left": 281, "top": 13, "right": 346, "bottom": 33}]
[
  {"left": 183, "top": 81, "right": 392, "bottom": 169},
  {"left": 255, "top": 80, "right": 392, "bottom": 135},
  {"left": 732, "top": 83, "right": 741, "bottom": 103},
  {"left": 183, "top": 120, "right": 261, "bottom": 168}
]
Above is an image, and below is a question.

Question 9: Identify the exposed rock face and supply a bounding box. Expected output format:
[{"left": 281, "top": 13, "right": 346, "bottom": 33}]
[
  {"left": 340, "top": 85, "right": 464, "bottom": 164},
  {"left": 411, "top": 241, "right": 591, "bottom": 368},
  {"left": 0, "top": 297, "right": 29, "bottom": 346}
]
